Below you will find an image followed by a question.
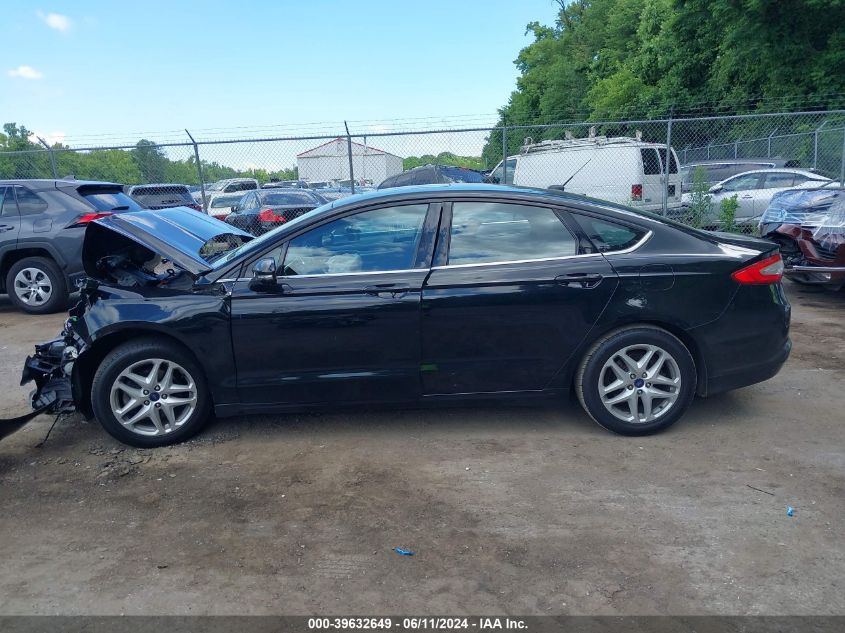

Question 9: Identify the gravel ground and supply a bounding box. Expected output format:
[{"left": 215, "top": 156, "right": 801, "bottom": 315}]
[{"left": 0, "top": 281, "right": 842, "bottom": 616}]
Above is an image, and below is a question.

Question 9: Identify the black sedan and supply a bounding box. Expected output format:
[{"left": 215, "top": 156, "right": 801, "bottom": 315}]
[
  {"left": 19, "top": 184, "right": 791, "bottom": 447},
  {"left": 224, "top": 189, "right": 325, "bottom": 235}
]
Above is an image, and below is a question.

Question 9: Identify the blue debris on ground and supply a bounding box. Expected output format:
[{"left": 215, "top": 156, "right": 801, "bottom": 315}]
[
  {"left": 393, "top": 547, "right": 415, "bottom": 556},
  {"left": 787, "top": 506, "right": 795, "bottom": 517}
]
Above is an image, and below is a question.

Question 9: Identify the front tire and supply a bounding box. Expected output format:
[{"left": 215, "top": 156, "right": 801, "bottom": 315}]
[
  {"left": 91, "top": 339, "right": 212, "bottom": 447},
  {"left": 576, "top": 325, "right": 696, "bottom": 436},
  {"left": 6, "top": 256, "right": 68, "bottom": 314}
]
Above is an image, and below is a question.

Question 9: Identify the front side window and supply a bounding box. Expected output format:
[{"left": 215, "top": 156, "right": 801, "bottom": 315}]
[
  {"left": 282, "top": 204, "right": 429, "bottom": 275},
  {"left": 573, "top": 215, "right": 646, "bottom": 252},
  {"left": 722, "top": 174, "right": 760, "bottom": 192},
  {"left": 14, "top": 186, "right": 49, "bottom": 215},
  {"left": 447, "top": 202, "right": 577, "bottom": 266}
]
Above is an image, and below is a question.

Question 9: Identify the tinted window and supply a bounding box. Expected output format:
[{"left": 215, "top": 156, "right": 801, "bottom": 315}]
[
  {"left": 448, "top": 202, "right": 577, "bottom": 266},
  {"left": 722, "top": 174, "right": 761, "bottom": 192},
  {"left": 762, "top": 173, "right": 796, "bottom": 188},
  {"left": 0, "top": 187, "right": 12, "bottom": 217},
  {"left": 130, "top": 186, "right": 193, "bottom": 207},
  {"left": 574, "top": 215, "right": 646, "bottom": 252},
  {"left": 81, "top": 189, "right": 142, "bottom": 212},
  {"left": 211, "top": 195, "right": 244, "bottom": 208},
  {"left": 260, "top": 191, "right": 319, "bottom": 206},
  {"left": 641, "top": 149, "right": 661, "bottom": 175},
  {"left": 14, "top": 186, "right": 49, "bottom": 215},
  {"left": 282, "top": 204, "right": 428, "bottom": 275},
  {"left": 658, "top": 149, "right": 679, "bottom": 174}
]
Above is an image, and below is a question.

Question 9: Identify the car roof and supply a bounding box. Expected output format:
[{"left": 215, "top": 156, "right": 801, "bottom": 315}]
[
  {"left": 722, "top": 168, "right": 826, "bottom": 178},
  {"left": 0, "top": 178, "right": 121, "bottom": 190},
  {"left": 683, "top": 159, "right": 787, "bottom": 166}
]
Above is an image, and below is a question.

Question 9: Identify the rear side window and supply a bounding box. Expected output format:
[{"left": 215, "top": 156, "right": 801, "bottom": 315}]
[
  {"left": 574, "top": 215, "right": 646, "bottom": 253},
  {"left": 447, "top": 202, "right": 577, "bottom": 266},
  {"left": 641, "top": 149, "right": 661, "bottom": 175},
  {"left": 762, "top": 173, "right": 796, "bottom": 188},
  {"left": 14, "top": 186, "right": 48, "bottom": 215}
]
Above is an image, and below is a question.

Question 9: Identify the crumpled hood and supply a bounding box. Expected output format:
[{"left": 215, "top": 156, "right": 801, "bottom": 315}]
[{"left": 83, "top": 207, "right": 252, "bottom": 276}]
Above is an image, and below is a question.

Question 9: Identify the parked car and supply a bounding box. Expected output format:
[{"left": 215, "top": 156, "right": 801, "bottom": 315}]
[
  {"left": 192, "top": 178, "right": 258, "bottom": 204},
  {"left": 20, "top": 184, "right": 790, "bottom": 447},
  {"left": 1, "top": 179, "right": 142, "bottom": 314},
  {"left": 224, "top": 189, "right": 325, "bottom": 235},
  {"left": 680, "top": 158, "right": 800, "bottom": 193},
  {"left": 681, "top": 168, "right": 832, "bottom": 227},
  {"left": 262, "top": 180, "right": 310, "bottom": 189},
  {"left": 487, "top": 136, "right": 683, "bottom": 212},
  {"left": 127, "top": 183, "right": 202, "bottom": 212},
  {"left": 205, "top": 192, "right": 248, "bottom": 220},
  {"left": 760, "top": 185, "right": 845, "bottom": 290},
  {"left": 378, "top": 164, "right": 486, "bottom": 189}
]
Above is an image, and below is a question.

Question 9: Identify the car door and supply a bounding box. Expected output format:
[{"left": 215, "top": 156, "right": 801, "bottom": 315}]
[
  {"left": 0, "top": 187, "right": 22, "bottom": 260},
  {"left": 714, "top": 173, "right": 763, "bottom": 222},
  {"left": 229, "top": 202, "right": 439, "bottom": 406},
  {"left": 751, "top": 172, "right": 798, "bottom": 220},
  {"left": 420, "top": 199, "right": 618, "bottom": 395}
]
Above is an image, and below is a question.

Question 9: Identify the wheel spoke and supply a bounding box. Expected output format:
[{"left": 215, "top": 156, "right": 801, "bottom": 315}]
[
  {"left": 602, "top": 379, "right": 625, "bottom": 394},
  {"left": 605, "top": 390, "right": 633, "bottom": 406},
  {"left": 121, "top": 404, "right": 152, "bottom": 427},
  {"left": 639, "top": 391, "right": 653, "bottom": 421},
  {"left": 160, "top": 403, "right": 178, "bottom": 430}
]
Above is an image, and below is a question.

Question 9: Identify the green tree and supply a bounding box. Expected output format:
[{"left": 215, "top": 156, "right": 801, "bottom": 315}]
[{"left": 131, "top": 140, "right": 168, "bottom": 183}]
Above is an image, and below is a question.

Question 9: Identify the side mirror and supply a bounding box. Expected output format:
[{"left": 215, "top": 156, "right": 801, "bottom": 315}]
[{"left": 253, "top": 257, "right": 276, "bottom": 279}]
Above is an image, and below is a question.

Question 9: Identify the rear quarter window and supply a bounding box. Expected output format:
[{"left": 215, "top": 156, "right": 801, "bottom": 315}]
[
  {"left": 14, "top": 187, "right": 49, "bottom": 215},
  {"left": 574, "top": 215, "right": 647, "bottom": 252}
]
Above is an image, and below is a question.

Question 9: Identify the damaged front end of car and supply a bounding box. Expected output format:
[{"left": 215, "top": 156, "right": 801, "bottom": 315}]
[{"left": 4, "top": 207, "right": 252, "bottom": 442}]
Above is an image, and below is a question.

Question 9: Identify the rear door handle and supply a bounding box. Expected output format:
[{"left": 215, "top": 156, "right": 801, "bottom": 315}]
[{"left": 555, "top": 273, "right": 603, "bottom": 288}]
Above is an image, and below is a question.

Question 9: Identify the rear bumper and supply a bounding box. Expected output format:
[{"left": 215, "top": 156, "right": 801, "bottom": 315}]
[
  {"left": 692, "top": 282, "right": 791, "bottom": 397},
  {"left": 706, "top": 337, "right": 791, "bottom": 396}
]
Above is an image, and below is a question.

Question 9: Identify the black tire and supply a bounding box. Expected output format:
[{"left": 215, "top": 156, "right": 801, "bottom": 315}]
[
  {"left": 5, "top": 256, "right": 69, "bottom": 314},
  {"left": 91, "top": 338, "right": 212, "bottom": 448},
  {"left": 575, "top": 325, "right": 697, "bottom": 436}
]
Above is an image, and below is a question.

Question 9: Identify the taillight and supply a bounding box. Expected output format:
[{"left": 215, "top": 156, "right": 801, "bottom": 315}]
[
  {"left": 631, "top": 184, "right": 643, "bottom": 201},
  {"left": 68, "top": 211, "right": 112, "bottom": 228},
  {"left": 189, "top": 203, "right": 202, "bottom": 212},
  {"left": 257, "top": 208, "right": 286, "bottom": 223},
  {"left": 731, "top": 253, "right": 784, "bottom": 285}
]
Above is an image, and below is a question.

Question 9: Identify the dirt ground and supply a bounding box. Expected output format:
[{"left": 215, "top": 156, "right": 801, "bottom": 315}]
[{"left": 0, "top": 281, "right": 842, "bottom": 616}]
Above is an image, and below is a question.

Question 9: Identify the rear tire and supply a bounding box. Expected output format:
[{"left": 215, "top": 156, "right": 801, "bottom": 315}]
[
  {"left": 91, "top": 339, "right": 212, "bottom": 448},
  {"left": 5, "top": 256, "right": 68, "bottom": 314},
  {"left": 575, "top": 325, "right": 696, "bottom": 436}
]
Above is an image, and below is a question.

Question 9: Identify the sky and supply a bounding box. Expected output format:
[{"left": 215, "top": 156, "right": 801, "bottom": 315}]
[{"left": 1, "top": 0, "right": 559, "bottom": 148}]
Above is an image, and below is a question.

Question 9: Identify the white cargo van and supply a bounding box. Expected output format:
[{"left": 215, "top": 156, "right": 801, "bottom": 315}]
[{"left": 489, "top": 136, "right": 683, "bottom": 212}]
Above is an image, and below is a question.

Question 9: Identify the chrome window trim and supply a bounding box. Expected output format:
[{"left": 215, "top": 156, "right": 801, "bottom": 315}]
[
  {"left": 433, "top": 230, "right": 652, "bottom": 270},
  {"left": 230, "top": 268, "right": 424, "bottom": 283}
]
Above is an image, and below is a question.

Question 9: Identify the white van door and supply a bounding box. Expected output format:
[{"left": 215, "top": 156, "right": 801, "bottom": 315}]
[{"left": 639, "top": 148, "right": 664, "bottom": 208}]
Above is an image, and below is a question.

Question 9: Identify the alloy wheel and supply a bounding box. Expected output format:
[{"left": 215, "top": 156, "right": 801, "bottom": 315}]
[
  {"left": 13, "top": 267, "right": 53, "bottom": 306},
  {"left": 598, "top": 344, "right": 682, "bottom": 424},
  {"left": 109, "top": 358, "right": 198, "bottom": 436}
]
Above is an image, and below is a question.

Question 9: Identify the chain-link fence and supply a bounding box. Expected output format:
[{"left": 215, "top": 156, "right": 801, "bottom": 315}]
[{"left": 2, "top": 110, "right": 844, "bottom": 234}]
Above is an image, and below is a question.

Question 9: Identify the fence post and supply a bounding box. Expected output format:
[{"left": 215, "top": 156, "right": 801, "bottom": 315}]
[
  {"left": 814, "top": 120, "right": 828, "bottom": 169},
  {"left": 501, "top": 125, "right": 508, "bottom": 183},
  {"left": 767, "top": 129, "right": 777, "bottom": 158},
  {"left": 663, "top": 114, "right": 673, "bottom": 216},
  {"left": 840, "top": 126, "right": 845, "bottom": 187},
  {"left": 185, "top": 130, "right": 207, "bottom": 212},
  {"left": 36, "top": 136, "right": 58, "bottom": 179},
  {"left": 734, "top": 137, "right": 740, "bottom": 159},
  {"left": 706, "top": 142, "right": 712, "bottom": 160},
  {"left": 344, "top": 121, "right": 355, "bottom": 195}
]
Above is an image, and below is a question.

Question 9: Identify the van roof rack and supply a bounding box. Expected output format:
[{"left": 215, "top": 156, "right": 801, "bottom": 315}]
[{"left": 519, "top": 135, "right": 648, "bottom": 154}]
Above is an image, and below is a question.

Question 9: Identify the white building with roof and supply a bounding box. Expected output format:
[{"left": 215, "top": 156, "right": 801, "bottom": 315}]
[{"left": 297, "top": 137, "right": 403, "bottom": 185}]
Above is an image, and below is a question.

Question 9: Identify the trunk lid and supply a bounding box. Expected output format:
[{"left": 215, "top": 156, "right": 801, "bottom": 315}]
[
  {"left": 83, "top": 207, "right": 252, "bottom": 277},
  {"left": 707, "top": 230, "right": 776, "bottom": 253}
]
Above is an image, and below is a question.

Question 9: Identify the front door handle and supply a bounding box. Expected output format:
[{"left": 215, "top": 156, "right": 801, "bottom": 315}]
[
  {"left": 363, "top": 283, "right": 412, "bottom": 298},
  {"left": 0, "top": 224, "right": 16, "bottom": 233},
  {"left": 555, "top": 273, "right": 603, "bottom": 288}
]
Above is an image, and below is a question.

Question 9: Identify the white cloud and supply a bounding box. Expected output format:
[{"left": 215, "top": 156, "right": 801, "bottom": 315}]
[
  {"left": 29, "top": 131, "right": 66, "bottom": 146},
  {"left": 8, "top": 65, "right": 44, "bottom": 80},
  {"left": 37, "top": 10, "right": 73, "bottom": 32}
]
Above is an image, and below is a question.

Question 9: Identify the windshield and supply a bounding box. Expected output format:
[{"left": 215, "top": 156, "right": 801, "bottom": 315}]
[
  {"left": 131, "top": 186, "right": 193, "bottom": 207},
  {"left": 211, "top": 201, "right": 334, "bottom": 268},
  {"left": 260, "top": 191, "right": 318, "bottom": 205}
]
